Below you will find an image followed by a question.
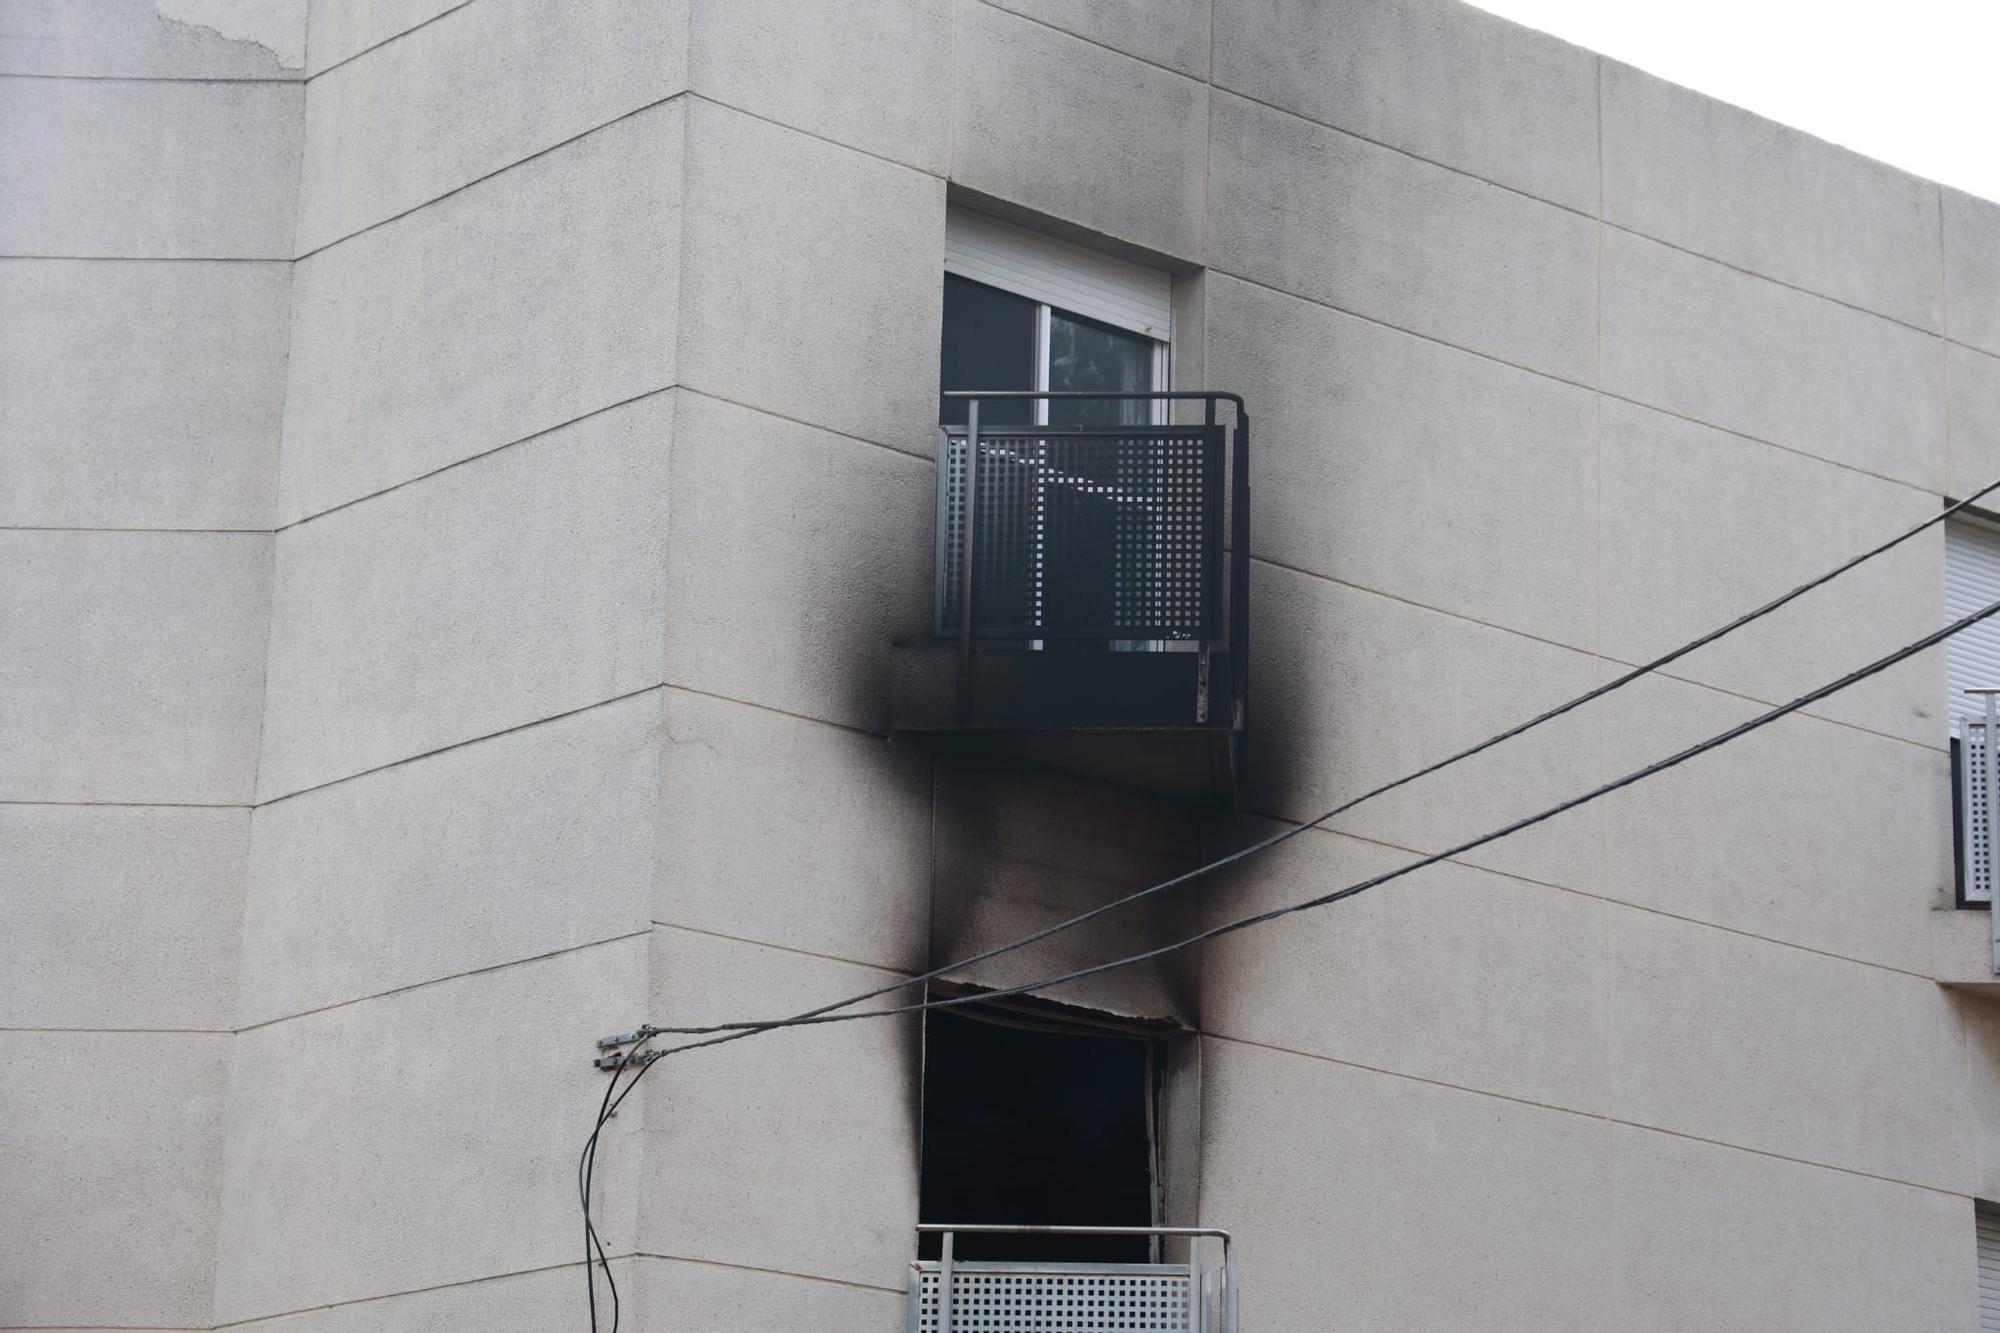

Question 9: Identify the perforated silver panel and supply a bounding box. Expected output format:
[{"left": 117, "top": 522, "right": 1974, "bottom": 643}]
[
  {"left": 1962, "top": 716, "right": 1995, "bottom": 904},
  {"left": 912, "top": 1264, "right": 1193, "bottom": 1332}
]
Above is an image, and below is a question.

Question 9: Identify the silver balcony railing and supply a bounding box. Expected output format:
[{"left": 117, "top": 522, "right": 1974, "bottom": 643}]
[
  {"left": 1957, "top": 690, "right": 2000, "bottom": 974},
  {"left": 909, "top": 1224, "right": 1237, "bottom": 1333}
]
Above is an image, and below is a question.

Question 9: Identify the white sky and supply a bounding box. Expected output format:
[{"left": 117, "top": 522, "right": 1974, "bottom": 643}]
[{"left": 1468, "top": 0, "right": 2000, "bottom": 203}]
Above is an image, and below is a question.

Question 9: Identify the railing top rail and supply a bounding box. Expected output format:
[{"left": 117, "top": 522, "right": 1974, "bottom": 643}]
[
  {"left": 916, "top": 1223, "right": 1231, "bottom": 1241},
  {"left": 941, "top": 389, "right": 1247, "bottom": 417}
]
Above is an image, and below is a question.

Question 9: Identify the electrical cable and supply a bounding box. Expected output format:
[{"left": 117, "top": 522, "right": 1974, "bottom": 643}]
[{"left": 581, "top": 586, "right": 2000, "bottom": 1332}]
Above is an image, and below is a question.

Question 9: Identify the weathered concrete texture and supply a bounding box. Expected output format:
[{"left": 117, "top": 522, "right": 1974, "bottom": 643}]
[
  {"left": 1245, "top": 561, "right": 1604, "bottom": 896},
  {"left": 658, "top": 687, "right": 932, "bottom": 972},
  {"left": 1206, "top": 273, "right": 1598, "bottom": 647},
  {"left": 1600, "top": 227, "right": 1944, "bottom": 489},
  {"left": 0, "top": 531, "right": 270, "bottom": 804},
  {"left": 1, "top": 805, "right": 247, "bottom": 1030},
  {"left": 1201, "top": 824, "right": 1610, "bottom": 1113},
  {"left": 689, "top": 0, "right": 951, "bottom": 174},
  {"left": 1611, "top": 908, "right": 1968, "bottom": 1192},
  {"left": 1598, "top": 398, "right": 1943, "bottom": 747},
  {"left": 1603, "top": 62, "right": 1943, "bottom": 330},
  {"left": 210, "top": 937, "right": 646, "bottom": 1324},
  {"left": 259, "top": 393, "right": 670, "bottom": 799},
  {"left": 304, "top": 0, "right": 466, "bottom": 75},
  {"left": 1599, "top": 674, "right": 1948, "bottom": 975},
  {"left": 661, "top": 391, "right": 933, "bottom": 733},
  {"left": 1960, "top": 995, "right": 2000, "bottom": 1199},
  {"left": 931, "top": 761, "right": 1201, "bottom": 1022},
  {"left": 240, "top": 691, "right": 660, "bottom": 1027},
  {"left": 952, "top": 1, "right": 1207, "bottom": 261},
  {"left": 223, "top": 1260, "right": 635, "bottom": 1330},
  {"left": 279, "top": 100, "right": 681, "bottom": 522},
  {"left": 633, "top": 1258, "right": 905, "bottom": 1332},
  {"left": 678, "top": 101, "right": 943, "bottom": 452},
  {"left": 296, "top": 0, "right": 686, "bottom": 252},
  {"left": 639, "top": 927, "right": 919, "bottom": 1292},
  {"left": 1946, "top": 188, "right": 2000, "bottom": 359},
  {"left": 1202, "top": 1036, "right": 1613, "bottom": 1331},
  {"left": 1949, "top": 342, "right": 2000, "bottom": 498},
  {"left": 1214, "top": 0, "right": 1599, "bottom": 212},
  {"left": 0, "top": 258, "right": 287, "bottom": 529},
  {"left": 1211, "top": 91, "right": 1596, "bottom": 384},
  {"left": 0, "top": 0, "right": 304, "bottom": 77},
  {"left": 0, "top": 1032, "right": 228, "bottom": 1329},
  {"left": 985, "top": 0, "right": 1207, "bottom": 80},
  {"left": 0, "top": 77, "right": 298, "bottom": 258},
  {"left": 1612, "top": 1125, "right": 1972, "bottom": 1331}
]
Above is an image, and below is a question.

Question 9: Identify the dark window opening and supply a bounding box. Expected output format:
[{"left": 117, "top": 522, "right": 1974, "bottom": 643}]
[
  {"left": 918, "top": 1001, "right": 1161, "bottom": 1263},
  {"left": 940, "top": 274, "right": 1037, "bottom": 428}
]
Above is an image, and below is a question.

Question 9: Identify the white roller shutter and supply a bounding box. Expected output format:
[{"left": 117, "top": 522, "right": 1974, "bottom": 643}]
[
  {"left": 1979, "top": 1201, "right": 2000, "bottom": 1330},
  {"left": 944, "top": 207, "right": 1172, "bottom": 341},
  {"left": 1947, "top": 518, "right": 2000, "bottom": 726}
]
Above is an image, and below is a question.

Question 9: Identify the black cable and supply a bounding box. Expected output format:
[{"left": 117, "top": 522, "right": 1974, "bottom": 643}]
[
  {"left": 621, "top": 476, "right": 2000, "bottom": 1048},
  {"left": 580, "top": 1048, "right": 630, "bottom": 1332}
]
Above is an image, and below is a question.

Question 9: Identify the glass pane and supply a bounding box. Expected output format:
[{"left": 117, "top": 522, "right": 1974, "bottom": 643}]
[
  {"left": 1047, "top": 309, "right": 1156, "bottom": 427},
  {"left": 939, "top": 275, "right": 1037, "bottom": 427}
]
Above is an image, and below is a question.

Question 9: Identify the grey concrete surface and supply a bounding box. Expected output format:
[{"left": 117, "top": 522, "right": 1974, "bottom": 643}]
[
  {"left": 1949, "top": 341, "right": 2000, "bottom": 498},
  {"left": 278, "top": 101, "right": 681, "bottom": 523},
  {"left": 210, "top": 937, "right": 647, "bottom": 1324},
  {"left": 0, "top": 1033, "right": 229, "bottom": 1329},
  {"left": 689, "top": 0, "right": 951, "bottom": 175},
  {"left": 1211, "top": 90, "right": 1597, "bottom": 384},
  {"left": 2, "top": 805, "right": 247, "bottom": 1030},
  {"left": 239, "top": 691, "right": 660, "bottom": 1026},
  {"left": 0, "top": 0, "right": 304, "bottom": 77},
  {"left": 259, "top": 392, "right": 670, "bottom": 799},
  {"left": 952, "top": 2, "right": 1207, "bottom": 261},
  {"left": 0, "top": 531, "right": 270, "bottom": 804},
  {"left": 0, "top": 77, "right": 299, "bottom": 258},
  {"left": 657, "top": 687, "right": 932, "bottom": 972},
  {"left": 221, "top": 1260, "right": 636, "bottom": 1330},
  {"left": 1946, "top": 187, "right": 2000, "bottom": 358},
  {"left": 1600, "top": 226, "right": 1944, "bottom": 488},
  {"left": 1603, "top": 61, "right": 1943, "bottom": 331},
  {"left": 304, "top": 0, "right": 467, "bottom": 75},
  {"left": 986, "top": 0, "right": 1210, "bottom": 79},
  {"left": 0, "top": 258, "right": 288, "bottom": 530},
  {"left": 295, "top": 0, "right": 686, "bottom": 253},
  {"left": 1214, "top": 0, "right": 1600, "bottom": 212},
  {"left": 1206, "top": 272, "right": 1598, "bottom": 647}
]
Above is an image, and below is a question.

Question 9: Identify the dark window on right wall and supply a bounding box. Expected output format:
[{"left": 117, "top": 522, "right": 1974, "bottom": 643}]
[{"left": 918, "top": 1002, "right": 1160, "bottom": 1263}]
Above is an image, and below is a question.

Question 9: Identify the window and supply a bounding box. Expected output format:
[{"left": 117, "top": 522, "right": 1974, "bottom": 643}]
[
  {"left": 918, "top": 1000, "right": 1166, "bottom": 1264},
  {"left": 940, "top": 208, "right": 1170, "bottom": 428},
  {"left": 1949, "top": 517, "right": 2000, "bottom": 906},
  {"left": 1980, "top": 1200, "right": 2000, "bottom": 1330}
]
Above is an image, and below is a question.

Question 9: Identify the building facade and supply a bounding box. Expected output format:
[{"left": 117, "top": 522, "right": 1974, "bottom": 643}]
[{"left": 7, "top": 0, "right": 2000, "bottom": 1327}]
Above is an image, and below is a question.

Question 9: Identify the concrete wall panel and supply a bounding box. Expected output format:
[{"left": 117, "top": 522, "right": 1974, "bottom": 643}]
[
  {"left": 1207, "top": 273, "right": 1597, "bottom": 645},
  {"left": 661, "top": 392, "right": 932, "bottom": 733},
  {"left": 0, "top": 0, "right": 304, "bottom": 77},
  {"left": 304, "top": 0, "right": 465, "bottom": 75},
  {"left": 1603, "top": 62, "right": 1942, "bottom": 330},
  {"left": 240, "top": 692, "right": 660, "bottom": 1026},
  {"left": 210, "top": 937, "right": 646, "bottom": 1323},
  {"left": 1946, "top": 187, "right": 2000, "bottom": 358},
  {"left": 1601, "top": 227, "right": 1943, "bottom": 488},
  {"left": 296, "top": 0, "right": 686, "bottom": 252},
  {"left": 0, "top": 77, "right": 298, "bottom": 258},
  {"left": 1611, "top": 909, "right": 1967, "bottom": 1191},
  {"left": 226, "top": 1260, "right": 633, "bottom": 1330},
  {"left": 2, "top": 805, "right": 247, "bottom": 1030},
  {"left": 635, "top": 1258, "right": 904, "bottom": 1331},
  {"left": 986, "top": 0, "right": 1209, "bottom": 78},
  {"left": 259, "top": 393, "right": 669, "bottom": 799},
  {"left": 1215, "top": 0, "right": 1598, "bottom": 211},
  {"left": 0, "top": 531, "right": 270, "bottom": 804},
  {"left": 657, "top": 687, "right": 931, "bottom": 972},
  {"left": 0, "top": 258, "right": 287, "bottom": 529},
  {"left": 1202, "top": 1037, "right": 1612, "bottom": 1331},
  {"left": 1599, "top": 398, "right": 1943, "bottom": 747},
  {"left": 1960, "top": 994, "right": 2000, "bottom": 1200},
  {"left": 0, "top": 1032, "right": 228, "bottom": 1329},
  {"left": 1202, "top": 825, "right": 1610, "bottom": 1112},
  {"left": 952, "top": 2, "right": 1207, "bottom": 261},
  {"left": 689, "top": 0, "right": 951, "bottom": 173},
  {"left": 1245, "top": 561, "right": 1604, "bottom": 895},
  {"left": 1612, "top": 1125, "right": 1972, "bottom": 1332},
  {"left": 638, "top": 927, "right": 919, "bottom": 1292},
  {"left": 1949, "top": 342, "right": 2000, "bottom": 499},
  {"left": 1211, "top": 91, "right": 1596, "bottom": 383},
  {"left": 279, "top": 100, "right": 681, "bottom": 522},
  {"left": 1599, "top": 674, "right": 1947, "bottom": 975},
  {"left": 678, "top": 101, "right": 943, "bottom": 452}
]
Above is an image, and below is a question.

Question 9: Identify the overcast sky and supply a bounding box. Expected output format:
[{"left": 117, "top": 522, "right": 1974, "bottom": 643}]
[{"left": 1470, "top": 0, "right": 2000, "bottom": 203}]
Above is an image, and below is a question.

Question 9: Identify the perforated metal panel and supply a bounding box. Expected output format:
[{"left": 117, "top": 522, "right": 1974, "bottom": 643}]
[
  {"left": 1962, "top": 716, "right": 1996, "bottom": 905},
  {"left": 912, "top": 1263, "right": 1194, "bottom": 1332},
  {"left": 937, "top": 426, "right": 1225, "bottom": 642}
]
